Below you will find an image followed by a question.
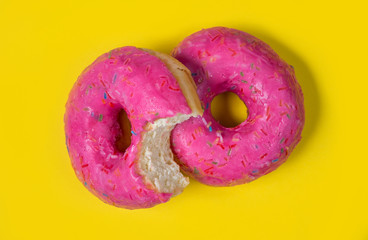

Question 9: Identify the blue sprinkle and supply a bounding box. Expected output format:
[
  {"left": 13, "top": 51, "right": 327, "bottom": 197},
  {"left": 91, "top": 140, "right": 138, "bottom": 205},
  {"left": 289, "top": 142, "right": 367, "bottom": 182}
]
[
  {"left": 191, "top": 72, "right": 197, "bottom": 76},
  {"left": 209, "top": 126, "right": 213, "bottom": 132},
  {"left": 272, "top": 159, "right": 279, "bottom": 163},
  {"left": 290, "top": 65, "right": 294, "bottom": 69},
  {"left": 113, "top": 73, "right": 117, "bottom": 83},
  {"left": 131, "top": 130, "right": 137, "bottom": 135},
  {"left": 231, "top": 85, "right": 236, "bottom": 90},
  {"left": 84, "top": 181, "right": 87, "bottom": 186},
  {"left": 66, "top": 145, "right": 69, "bottom": 153},
  {"left": 206, "top": 102, "right": 209, "bottom": 110},
  {"left": 91, "top": 112, "right": 94, "bottom": 117},
  {"left": 102, "top": 193, "right": 108, "bottom": 197},
  {"left": 103, "top": 92, "right": 107, "bottom": 99},
  {"left": 252, "top": 170, "right": 259, "bottom": 174}
]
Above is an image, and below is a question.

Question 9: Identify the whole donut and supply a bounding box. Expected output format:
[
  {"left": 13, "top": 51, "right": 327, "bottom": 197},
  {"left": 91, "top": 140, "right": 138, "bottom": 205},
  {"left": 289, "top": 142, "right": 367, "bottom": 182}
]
[
  {"left": 65, "top": 47, "right": 202, "bottom": 209},
  {"left": 171, "top": 27, "right": 305, "bottom": 186}
]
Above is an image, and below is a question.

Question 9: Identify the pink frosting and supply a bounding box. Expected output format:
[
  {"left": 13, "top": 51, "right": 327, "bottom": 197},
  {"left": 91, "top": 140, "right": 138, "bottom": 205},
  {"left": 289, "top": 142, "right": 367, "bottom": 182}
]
[
  {"left": 64, "top": 47, "right": 192, "bottom": 209},
  {"left": 171, "top": 27, "right": 305, "bottom": 186}
]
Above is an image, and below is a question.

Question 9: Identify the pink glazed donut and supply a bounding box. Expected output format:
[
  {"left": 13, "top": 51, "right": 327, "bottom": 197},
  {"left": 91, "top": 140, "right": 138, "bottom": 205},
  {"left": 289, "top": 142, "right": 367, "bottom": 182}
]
[
  {"left": 65, "top": 47, "right": 202, "bottom": 209},
  {"left": 171, "top": 27, "right": 305, "bottom": 186}
]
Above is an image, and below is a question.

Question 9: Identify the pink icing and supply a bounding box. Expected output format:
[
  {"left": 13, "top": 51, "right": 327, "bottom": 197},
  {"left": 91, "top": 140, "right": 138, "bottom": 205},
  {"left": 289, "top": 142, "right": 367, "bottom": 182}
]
[
  {"left": 171, "top": 27, "right": 305, "bottom": 186},
  {"left": 64, "top": 47, "right": 192, "bottom": 209}
]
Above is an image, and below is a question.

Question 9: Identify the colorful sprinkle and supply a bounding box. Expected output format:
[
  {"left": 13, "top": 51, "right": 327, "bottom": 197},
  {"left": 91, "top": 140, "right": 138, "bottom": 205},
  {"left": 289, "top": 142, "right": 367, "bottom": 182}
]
[
  {"left": 212, "top": 161, "right": 218, "bottom": 165},
  {"left": 260, "top": 129, "right": 268, "bottom": 136},
  {"left": 227, "top": 148, "right": 232, "bottom": 156},
  {"left": 241, "top": 80, "right": 248, "bottom": 83},
  {"left": 113, "top": 73, "right": 117, "bottom": 83},
  {"left": 194, "top": 167, "right": 199, "bottom": 174},
  {"left": 84, "top": 182, "right": 87, "bottom": 186},
  {"left": 228, "top": 47, "right": 237, "bottom": 56},
  {"left": 250, "top": 63, "right": 254, "bottom": 69},
  {"left": 108, "top": 51, "right": 112, "bottom": 59},
  {"left": 280, "top": 138, "right": 285, "bottom": 144},
  {"left": 131, "top": 130, "right": 137, "bottom": 136},
  {"left": 206, "top": 102, "right": 209, "bottom": 110},
  {"left": 240, "top": 71, "right": 244, "bottom": 77},
  {"left": 103, "top": 92, "right": 107, "bottom": 99},
  {"left": 98, "top": 114, "right": 103, "bottom": 122},
  {"left": 260, "top": 153, "right": 268, "bottom": 159},
  {"left": 204, "top": 166, "right": 214, "bottom": 173},
  {"left": 169, "top": 86, "right": 180, "bottom": 91},
  {"left": 102, "top": 193, "right": 108, "bottom": 197},
  {"left": 272, "top": 159, "right": 279, "bottom": 163},
  {"left": 128, "top": 161, "right": 134, "bottom": 168},
  {"left": 209, "top": 126, "right": 213, "bottom": 132},
  {"left": 207, "top": 141, "right": 213, "bottom": 147},
  {"left": 281, "top": 148, "right": 284, "bottom": 153},
  {"left": 241, "top": 160, "right": 246, "bottom": 168},
  {"left": 191, "top": 72, "right": 197, "bottom": 76}
]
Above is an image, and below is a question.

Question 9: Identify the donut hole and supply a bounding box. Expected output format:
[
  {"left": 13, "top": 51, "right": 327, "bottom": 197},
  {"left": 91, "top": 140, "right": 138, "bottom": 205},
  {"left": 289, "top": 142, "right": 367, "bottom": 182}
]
[
  {"left": 210, "top": 92, "right": 248, "bottom": 128},
  {"left": 115, "top": 109, "right": 132, "bottom": 153}
]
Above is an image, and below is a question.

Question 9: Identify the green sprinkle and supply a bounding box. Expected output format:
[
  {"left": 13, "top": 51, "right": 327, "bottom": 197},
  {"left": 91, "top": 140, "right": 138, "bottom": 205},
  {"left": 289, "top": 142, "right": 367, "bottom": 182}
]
[
  {"left": 240, "top": 71, "right": 244, "bottom": 76},
  {"left": 98, "top": 114, "right": 103, "bottom": 122},
  {"left": 212, "top": 161, "right": 218, "bottom": 165},
  {"left": 249, "top": 85, "right": 253, "bottom": 89},
  {"left": 250, "top": 63, "right": 254, "bottom": 69},
  {"left": 88, "top": 85, "right": 92, "bottom": 88},
  {"left": 207, "top": 141, "right": 213, "bottom": 147},
  {"left": 194, "top": 167, "right": 199, "bottom": 174},
  {"left": 281, "top": 148, "right": 284, "bottom": 153},
  {"left": 207, "top": 87, "right": 211, "bottom": 92},
  {"left": 83, "top": 107, "right": 89, "bottom": 111},
  {"left": 286, "top": 114, "right": 290, "bottom": 119},
  {"left": 155, "top": 112, "right": 159, "bottom": 116},
  {"left": 280, "top": 138, "right": 285, "bottom": 144},
  {"left": 256, "top": 67, "right": 260, "bottom": 71},
  {"left": 241, "top": 80, "right": 248, "bottom": 83},
  {"left": 108, "top": 50, "right": 112, "bottom": 59}
]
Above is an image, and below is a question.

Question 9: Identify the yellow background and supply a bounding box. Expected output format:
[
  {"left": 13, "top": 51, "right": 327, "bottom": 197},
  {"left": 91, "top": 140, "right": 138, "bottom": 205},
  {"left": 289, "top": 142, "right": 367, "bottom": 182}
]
[{"left": 1, "top": 0, "right": 367, "bottom": 239}]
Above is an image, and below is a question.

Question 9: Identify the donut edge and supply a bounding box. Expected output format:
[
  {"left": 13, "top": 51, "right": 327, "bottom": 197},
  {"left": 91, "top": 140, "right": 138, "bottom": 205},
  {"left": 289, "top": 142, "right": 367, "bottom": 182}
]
[{"left": 141, "top": 48, "right": 203, "bottom": 117}]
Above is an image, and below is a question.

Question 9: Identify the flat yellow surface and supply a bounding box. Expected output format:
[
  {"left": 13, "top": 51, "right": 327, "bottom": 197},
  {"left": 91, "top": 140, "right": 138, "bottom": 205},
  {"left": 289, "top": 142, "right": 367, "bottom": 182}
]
[{"left": 1, "top": 0, "right": 367, "bottom": 239}]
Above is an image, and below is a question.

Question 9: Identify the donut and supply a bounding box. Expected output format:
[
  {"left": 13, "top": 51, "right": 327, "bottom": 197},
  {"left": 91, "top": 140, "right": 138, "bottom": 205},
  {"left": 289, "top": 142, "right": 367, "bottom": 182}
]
[
  {"left": 64, "top": 47, "right": 202, "bottom": 209},
  {"left": 170, "top": 27, "right": 305, "bottom": 186}
]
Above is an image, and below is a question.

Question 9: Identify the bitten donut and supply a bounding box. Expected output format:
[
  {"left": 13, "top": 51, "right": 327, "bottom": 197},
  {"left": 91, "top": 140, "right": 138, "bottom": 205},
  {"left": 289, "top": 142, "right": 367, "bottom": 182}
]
[
  {"left": 171, "top": 27, "right": 305, "bottom": 186},
  {"left": 65, "top": 47, "right": 202, "bottom": 209}
]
